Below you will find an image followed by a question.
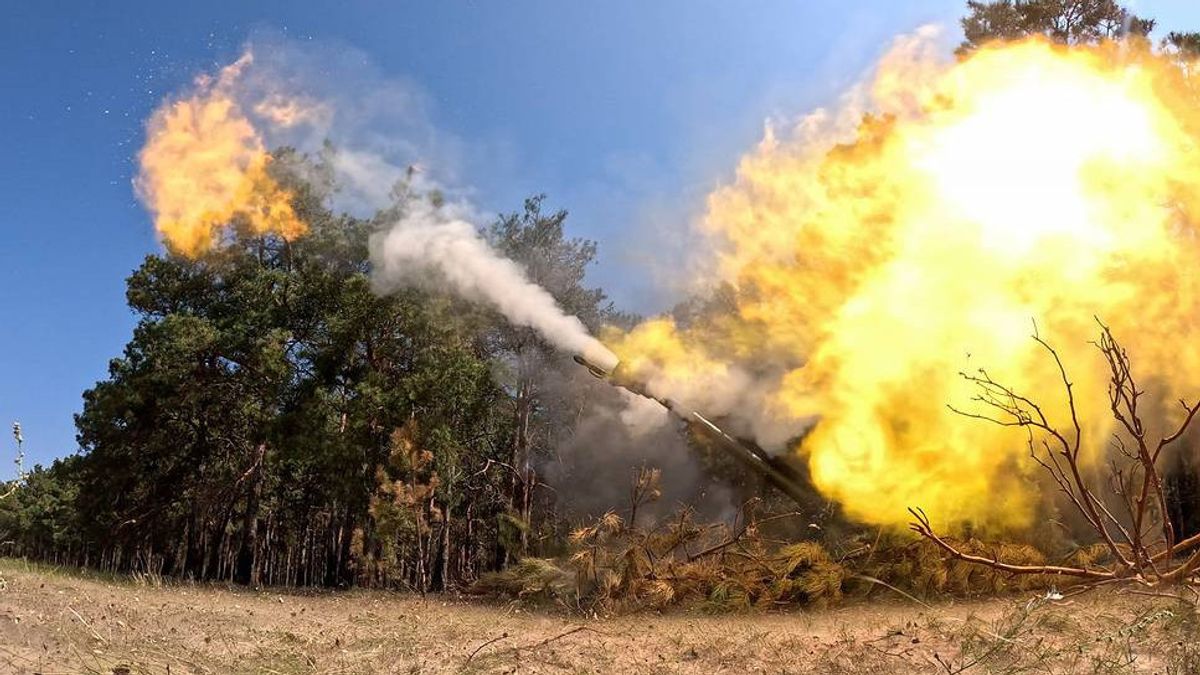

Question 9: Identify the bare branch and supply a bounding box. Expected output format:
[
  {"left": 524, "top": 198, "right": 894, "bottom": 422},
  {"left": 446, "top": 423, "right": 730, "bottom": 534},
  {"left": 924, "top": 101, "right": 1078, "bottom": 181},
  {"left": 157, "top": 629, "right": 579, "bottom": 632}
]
[{"left": 907, "top": 508, "right": 1113, "bottom": 581}]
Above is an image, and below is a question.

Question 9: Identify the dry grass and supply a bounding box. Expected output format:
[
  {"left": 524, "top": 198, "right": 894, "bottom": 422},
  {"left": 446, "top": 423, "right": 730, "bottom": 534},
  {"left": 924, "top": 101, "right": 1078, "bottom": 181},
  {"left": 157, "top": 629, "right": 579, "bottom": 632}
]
[{"left": 2, "top": 558, "right": 1197, "bottom": 673}]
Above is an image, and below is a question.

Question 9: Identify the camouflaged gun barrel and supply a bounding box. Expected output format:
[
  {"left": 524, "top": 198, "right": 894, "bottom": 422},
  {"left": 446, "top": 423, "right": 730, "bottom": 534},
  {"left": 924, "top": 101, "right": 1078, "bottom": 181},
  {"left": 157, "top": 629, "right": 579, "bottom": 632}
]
[{"left": 573, "top": 353, "right": 810, "bottom": 508}]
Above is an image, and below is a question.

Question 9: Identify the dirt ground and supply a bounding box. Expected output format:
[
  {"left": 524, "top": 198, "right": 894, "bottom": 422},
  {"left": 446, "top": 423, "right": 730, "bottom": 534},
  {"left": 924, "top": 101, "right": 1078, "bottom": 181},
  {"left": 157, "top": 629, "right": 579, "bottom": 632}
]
[{"left": 1, "top": 558, "right": 1197, "bottom": 674}]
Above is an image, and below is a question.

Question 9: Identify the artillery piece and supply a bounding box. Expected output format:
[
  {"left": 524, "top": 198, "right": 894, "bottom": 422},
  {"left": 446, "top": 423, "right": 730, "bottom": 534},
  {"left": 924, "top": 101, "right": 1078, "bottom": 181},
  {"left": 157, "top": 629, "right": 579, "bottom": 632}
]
[{"left": 573, "top": 354, "right": 812, "bottom": 509}]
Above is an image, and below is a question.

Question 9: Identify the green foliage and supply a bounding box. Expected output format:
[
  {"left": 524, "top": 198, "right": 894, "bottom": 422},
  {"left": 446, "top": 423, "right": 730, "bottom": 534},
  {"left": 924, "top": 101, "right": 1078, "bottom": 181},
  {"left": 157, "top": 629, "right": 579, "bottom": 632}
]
[
  {"left": 959, "top": 0, "right": 1155, "bottom": 54},
  {"left": 5, "top": 154, "right": 531, "bottom": 589},
  {"left": 4, "top": 149, "right": 626, "bottom": 591},
  {"left": 0, "top": 457, "right": 84, "bottom": 556},
  {"left": 1164, "top": 31, "right": 1200, "bottom": 59}
]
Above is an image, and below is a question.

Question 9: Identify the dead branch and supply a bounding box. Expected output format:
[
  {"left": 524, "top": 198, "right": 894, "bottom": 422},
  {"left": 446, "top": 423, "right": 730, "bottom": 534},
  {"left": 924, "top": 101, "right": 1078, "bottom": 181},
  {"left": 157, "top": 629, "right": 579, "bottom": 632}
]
[
  {"left": 908, "top": 508, "right": 1113, "bottom": 580},
  {"left": 465, "top": 631, "right": 509, "bottom": 662},
  {"left": 921, "top": 321, "right": 1200, "bottom": 590},
  {"left": 684, "top": 511, "right": 801, "bottom": 562}
]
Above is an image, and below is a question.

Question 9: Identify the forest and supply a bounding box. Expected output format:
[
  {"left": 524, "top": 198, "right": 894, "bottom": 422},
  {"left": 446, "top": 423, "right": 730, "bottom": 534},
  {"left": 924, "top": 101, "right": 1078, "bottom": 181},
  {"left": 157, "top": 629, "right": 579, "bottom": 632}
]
[{"left": 4, "top": 0, "right": 1200, "bottom": 607}]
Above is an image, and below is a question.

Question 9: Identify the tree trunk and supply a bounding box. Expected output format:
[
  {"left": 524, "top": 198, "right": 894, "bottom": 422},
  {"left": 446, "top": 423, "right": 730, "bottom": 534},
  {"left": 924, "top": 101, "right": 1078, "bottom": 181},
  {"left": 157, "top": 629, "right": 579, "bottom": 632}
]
[
  {"left": 441, "top": 501, "right": 452, "bottom": 591},
  {"left": 338, "top": 505, "right": 355, "bottom": 587},
  {"left": 205, "top": 507, "right": 233, "bottom": 581},
  {"left": 235, "top": 443, "right": 267, "bottom": 585},
  {"left": 184, "top": 508, "right": 201, "bottom": 578},
  {"left": 511, "top": 375, "right": 534, "bottom": 557},
  {"left": 1167, "top": 452, "right": 1200, "bottom": 541}
]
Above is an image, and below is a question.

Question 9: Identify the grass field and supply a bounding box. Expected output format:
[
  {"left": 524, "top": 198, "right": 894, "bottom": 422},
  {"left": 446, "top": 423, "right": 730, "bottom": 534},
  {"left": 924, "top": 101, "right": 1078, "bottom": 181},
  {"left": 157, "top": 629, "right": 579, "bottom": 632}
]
[{"left": 1, "top": 558, "right": 1198, "bottom": 674}]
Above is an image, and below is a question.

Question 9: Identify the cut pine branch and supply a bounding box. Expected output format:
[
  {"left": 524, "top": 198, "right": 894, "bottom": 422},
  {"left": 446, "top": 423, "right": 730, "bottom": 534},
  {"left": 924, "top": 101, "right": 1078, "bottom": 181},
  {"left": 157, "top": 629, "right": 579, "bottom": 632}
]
[{"left": 907, "top": 507, "right": 1115, "bottom": 581}]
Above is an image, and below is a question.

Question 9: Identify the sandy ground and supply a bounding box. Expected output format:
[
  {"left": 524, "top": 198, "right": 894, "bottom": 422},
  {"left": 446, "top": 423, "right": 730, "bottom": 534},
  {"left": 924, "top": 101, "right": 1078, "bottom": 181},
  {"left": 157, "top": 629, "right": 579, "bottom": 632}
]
[{"left": 1, "top": 558, "right": 1197, "bottom": 674}]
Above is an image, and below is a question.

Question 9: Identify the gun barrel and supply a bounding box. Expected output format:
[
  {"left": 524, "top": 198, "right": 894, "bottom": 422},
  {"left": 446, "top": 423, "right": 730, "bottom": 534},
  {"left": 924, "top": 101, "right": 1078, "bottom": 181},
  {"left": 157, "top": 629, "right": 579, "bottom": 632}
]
[
  {"left": 689, "top": 412, "right": 812, "bottom": 508},
  {"left": 573, "top": 354, "right": 612, "bottom": 379},
  {"left": 574, "top": 351, "right": 810, "bottom": 508}
]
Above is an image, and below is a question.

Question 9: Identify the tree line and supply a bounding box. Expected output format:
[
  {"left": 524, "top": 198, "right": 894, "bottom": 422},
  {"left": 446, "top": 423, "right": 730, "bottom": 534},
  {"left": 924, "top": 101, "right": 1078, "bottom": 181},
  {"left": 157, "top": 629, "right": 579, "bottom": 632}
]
[
  {"left": 3, "top": 0, "right": 1199, "bottom": 591},
  {"left": 0, "top": 153, "right": 635, "bottom": 590}
]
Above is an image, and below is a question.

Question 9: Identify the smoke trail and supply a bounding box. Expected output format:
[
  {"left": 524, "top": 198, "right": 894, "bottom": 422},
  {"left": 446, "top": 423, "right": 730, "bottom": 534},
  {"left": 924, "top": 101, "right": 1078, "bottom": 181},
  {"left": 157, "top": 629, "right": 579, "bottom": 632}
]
[
  {"left": 138, "top": 36, "right": 618, "bottom": 373},
  {"left": 369, "top": 202, "right": 619, "bottom": 371}
]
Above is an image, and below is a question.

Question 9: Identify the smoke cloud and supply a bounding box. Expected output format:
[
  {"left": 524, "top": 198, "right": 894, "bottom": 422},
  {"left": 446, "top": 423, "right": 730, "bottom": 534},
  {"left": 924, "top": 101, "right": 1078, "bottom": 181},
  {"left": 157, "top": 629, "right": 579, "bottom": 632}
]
[
  {"left": 135, "top": 31, "right": 482, "bottom": 258},
  {"left": 368, "top": 201, "right": 618, "bottom": 371},
  {"left": 539, "top": 367, "right": 734, "bottom": 523}
]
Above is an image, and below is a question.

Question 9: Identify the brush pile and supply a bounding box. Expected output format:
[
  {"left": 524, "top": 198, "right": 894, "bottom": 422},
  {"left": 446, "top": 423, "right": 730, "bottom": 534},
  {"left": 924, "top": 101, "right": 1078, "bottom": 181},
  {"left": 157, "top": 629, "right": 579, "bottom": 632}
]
[{"left": 473, "top": 470, "right": 1072, "bottom": 613}]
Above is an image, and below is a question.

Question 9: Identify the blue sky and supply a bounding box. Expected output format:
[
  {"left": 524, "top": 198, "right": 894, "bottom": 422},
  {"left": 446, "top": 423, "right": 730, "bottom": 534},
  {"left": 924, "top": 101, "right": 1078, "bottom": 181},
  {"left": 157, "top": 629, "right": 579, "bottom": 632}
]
[{"left": 2, "top": 1, "right": 1199, "bottom": 472}]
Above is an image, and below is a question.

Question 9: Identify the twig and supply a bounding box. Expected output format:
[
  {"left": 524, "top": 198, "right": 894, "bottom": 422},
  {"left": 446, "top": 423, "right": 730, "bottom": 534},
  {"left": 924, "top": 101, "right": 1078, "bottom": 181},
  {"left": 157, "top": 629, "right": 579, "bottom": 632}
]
[
  {"left": 851, "top": 574, "right": 933, "bottom": 609},
  {"left": 686, "top": 508, "right": 798, "bottom": 562},
  {"left": 517, "top": 625, "right": 589, "bottom": 652},
  {"left": 469, "top": 626, "right": 595, "bottom": 664},
  {"left": 465, "top": 632, "right": 509, "bottom": 662},
  {"left": 67, "top": 606, "right": 107, "bottom": 645},
  {"left": 925, "top": 321, "right": 1200, "bottom": 586},
  {"left": 864, "top": 642, "right": 917, "bottom": 660},
  {"left": 1118, "top": 588, "right": 1190, "bottom": 601}
]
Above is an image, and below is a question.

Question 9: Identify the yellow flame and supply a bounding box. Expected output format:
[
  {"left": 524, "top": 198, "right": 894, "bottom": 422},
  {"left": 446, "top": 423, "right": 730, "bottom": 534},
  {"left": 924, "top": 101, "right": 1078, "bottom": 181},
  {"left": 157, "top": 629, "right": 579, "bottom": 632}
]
[
  {"left": 136, "top": 54, "right": 307, "bottom": 257},
  {"left": 609, "top": 36, "right": 1200, "bottom": 530},
  {"left": 604, "top": 319, "right": 736, "bottom": 402}
]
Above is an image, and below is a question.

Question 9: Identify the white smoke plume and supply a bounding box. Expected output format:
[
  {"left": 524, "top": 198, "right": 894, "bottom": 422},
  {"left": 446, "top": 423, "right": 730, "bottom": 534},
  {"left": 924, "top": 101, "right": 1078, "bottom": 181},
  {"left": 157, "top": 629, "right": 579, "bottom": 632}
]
[
  {"left": 197, "top": 35, "right": 617, "bottom": 369},
  {"left": 369, "top": 202, "right": 619, "bottom": 371}
]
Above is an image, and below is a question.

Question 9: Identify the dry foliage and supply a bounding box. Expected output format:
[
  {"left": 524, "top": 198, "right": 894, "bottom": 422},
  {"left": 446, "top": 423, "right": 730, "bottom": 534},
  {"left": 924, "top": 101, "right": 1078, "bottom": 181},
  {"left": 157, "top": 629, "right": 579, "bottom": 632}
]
[
  {"left": 473, "top": 468, "right": 1069, "bottom": 614},
  {"left": 476, "top": 506, "right": 850, "bottom": 613},
  {"left": 915, "top": 320, "right": 1200, "bottom": 593}
]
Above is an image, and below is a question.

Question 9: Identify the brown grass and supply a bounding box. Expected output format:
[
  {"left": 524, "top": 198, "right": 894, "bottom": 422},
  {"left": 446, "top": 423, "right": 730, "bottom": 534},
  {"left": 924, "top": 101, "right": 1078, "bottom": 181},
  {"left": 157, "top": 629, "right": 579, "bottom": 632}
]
[{"left": 1, "top": 558, "right": 1197, "bottom": 673}]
